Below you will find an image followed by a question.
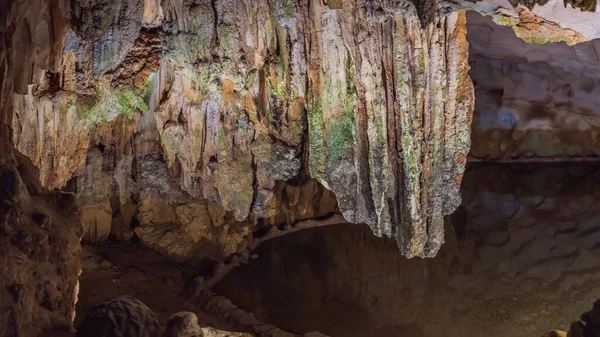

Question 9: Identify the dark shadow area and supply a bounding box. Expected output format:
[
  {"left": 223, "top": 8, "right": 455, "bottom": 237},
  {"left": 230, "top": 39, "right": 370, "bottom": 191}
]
[{"left": 215, "top": 162, "right": 600, "bottom": 337}]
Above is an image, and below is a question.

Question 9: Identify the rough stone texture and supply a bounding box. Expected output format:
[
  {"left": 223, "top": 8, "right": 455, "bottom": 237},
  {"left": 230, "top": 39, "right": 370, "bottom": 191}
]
[
  {"left": 165, "top": 311, "right": 203, "bottom": 337},
  {"left": 67, "top": 0, "right": 145, "bottom": 75},
  {"left": 217, "top": 164, "right": 600, "bottom": 337},
  {"left": 304, "top": 4, "right": 473, "bottom": 257},
  {"left": 490, "top": 8, "right": 587, "bottom": 45},
  {"left": 468, "top": 11, "right": 600, "bottom": 160},
  {"left": 4, "top": 1, "right": 600, "bottom": 336},
  {"left": 201, "top": 327, "right": 255, "bottom": 337},
  {"left": 133, "top": 155, "right": 253, "bottom": 263},
  {"left": 76, "top": 296, "right": 160, "bottom": 337},
  {"left": 5, "top": 0, "right": 476, "bottom": 260},
  {"left": 509, "top": 0, "right": 596, "bottom": 11},
  {"left": 156, "top": 0, "right": 305, "bottom": 221},
  {"left": 12, "top": 88, "right": 89, "bottom": 189},
  {"left": 0, "top": 165, "right": 82, "bottom": 337},
  {"left": 77, "top": 148, "right": 113, "bottom": 242},
  {"left": 0, "top": 1, "right": 83, "bottom": 336}
]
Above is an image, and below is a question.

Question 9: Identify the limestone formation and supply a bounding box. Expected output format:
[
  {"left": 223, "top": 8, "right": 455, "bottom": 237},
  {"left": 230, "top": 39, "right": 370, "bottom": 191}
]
[
  {"left": 304, "top": 4, "right": 473, "bottom": 257},
  {"left": 3, "top": 0, "right": 477, "bottom": 260},
  {"left": 6, "top": 0, "right": 600, "bottom": 264}
]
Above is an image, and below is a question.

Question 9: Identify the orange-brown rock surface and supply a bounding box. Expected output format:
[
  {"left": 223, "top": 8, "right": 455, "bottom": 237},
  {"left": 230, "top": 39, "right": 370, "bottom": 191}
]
[{"left": 4, "top": 0, "right": 475, "bottom": 261}]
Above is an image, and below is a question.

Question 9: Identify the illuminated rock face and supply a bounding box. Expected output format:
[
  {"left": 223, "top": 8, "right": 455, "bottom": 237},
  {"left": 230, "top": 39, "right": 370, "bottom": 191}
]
[
  {"left": 2, "top": 0, "right": 475, "bottom": 260},
  {"left": 304, "top": 5, "right": 473, "bottom": 258},
  {"left": 438, "top": 0, "right": 600, "bottom": 40}
]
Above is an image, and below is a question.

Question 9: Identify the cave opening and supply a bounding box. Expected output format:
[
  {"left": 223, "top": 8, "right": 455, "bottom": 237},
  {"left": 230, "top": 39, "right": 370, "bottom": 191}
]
[{"left": 214, "top": 161, "right": 600, "bottom": 337}]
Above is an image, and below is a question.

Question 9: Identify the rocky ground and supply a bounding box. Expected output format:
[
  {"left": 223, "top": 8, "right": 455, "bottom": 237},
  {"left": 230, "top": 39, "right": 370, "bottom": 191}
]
[
  {"left": 75, "top": 217, "right": 600, "bottom": 337},
  {"left": 76, "top": 242, "right": 232, "bottom": 330}
]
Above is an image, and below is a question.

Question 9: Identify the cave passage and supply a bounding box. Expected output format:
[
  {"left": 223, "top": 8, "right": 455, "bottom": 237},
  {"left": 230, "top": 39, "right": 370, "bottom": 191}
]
[{"left": 215, "top": 162, "right": 600, "bottom": 337}]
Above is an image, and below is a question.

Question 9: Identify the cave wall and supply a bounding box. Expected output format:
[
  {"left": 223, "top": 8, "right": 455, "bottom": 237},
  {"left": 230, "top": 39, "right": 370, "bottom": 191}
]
[
  {"left": 3, "top": 0, "right": 599, "bottom": 335},
  {"left": 0, "top": 1, "right": 83, "bottom": 336},
  {"left": 467, "top": 11, "right": 600, "bottom": 160},
  {"left": 0, "top": 1, "right": 474, "bottom": 333}
]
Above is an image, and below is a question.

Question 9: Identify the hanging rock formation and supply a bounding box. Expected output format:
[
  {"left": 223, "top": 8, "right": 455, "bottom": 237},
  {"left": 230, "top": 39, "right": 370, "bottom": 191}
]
[
  {"left": 4, "top": 0, "right": 475, "bottom": 260},
  {"left": 304, "top": 2, "right": 473, "bottom": 257}
]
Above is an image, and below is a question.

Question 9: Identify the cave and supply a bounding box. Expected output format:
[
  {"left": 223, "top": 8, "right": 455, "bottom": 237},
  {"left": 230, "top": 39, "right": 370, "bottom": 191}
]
[{"left": 2, "top": 1, "right": 600, "bottom": 337}]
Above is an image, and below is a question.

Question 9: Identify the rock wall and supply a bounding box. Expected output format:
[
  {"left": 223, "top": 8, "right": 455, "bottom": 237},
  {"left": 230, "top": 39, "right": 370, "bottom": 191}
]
[
  {"left": 0, "top": 0, "right": 598, "bottom": 335},
  {"left": 0, "top": 165, "right": 82, "bottom": 337},
  {"left": 0, "top": 1, "right": 83, "bottom": 336},
  {"left": 467, "top": 11, "right": 600, "bottom": 160}
]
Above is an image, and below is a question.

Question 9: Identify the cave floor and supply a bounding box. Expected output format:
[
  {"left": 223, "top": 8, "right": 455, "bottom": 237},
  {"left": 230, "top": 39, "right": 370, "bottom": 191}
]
[
  {"left": 76, "top": 242, "right": 234, "bottom": 331},
  {"left": 214, "top": 223, "right": 600, "bottom": 337}
]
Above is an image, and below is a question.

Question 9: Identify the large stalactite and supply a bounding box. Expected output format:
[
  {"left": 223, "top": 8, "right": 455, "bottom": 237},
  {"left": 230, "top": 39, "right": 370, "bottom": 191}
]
[
  {"left": 4, "top": 0, "right": 475, "bottom": 261},
  {"left": 304, "top": 3, "right": 473, "bottom": 257}
]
